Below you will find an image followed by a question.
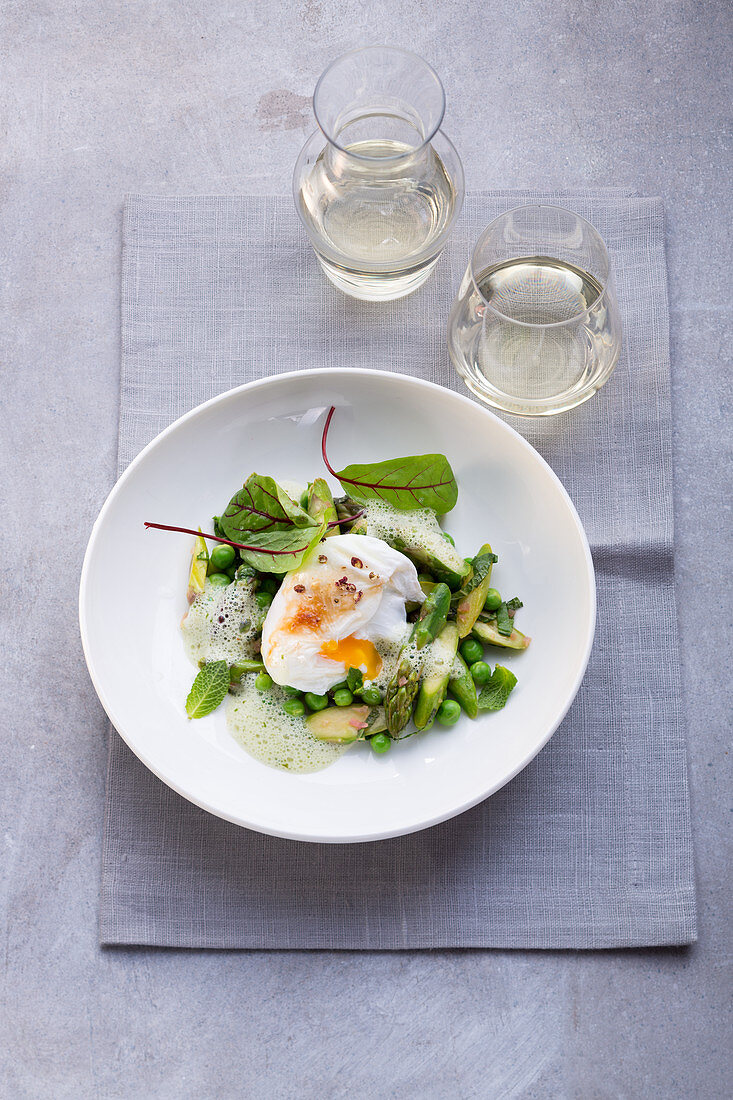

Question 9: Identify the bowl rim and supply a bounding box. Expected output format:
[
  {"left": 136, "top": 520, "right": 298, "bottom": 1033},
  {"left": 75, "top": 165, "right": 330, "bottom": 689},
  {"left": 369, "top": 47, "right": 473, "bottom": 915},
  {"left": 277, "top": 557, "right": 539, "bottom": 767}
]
[{"left": 79, "top": 368, "right": 596, "bottom": 842}]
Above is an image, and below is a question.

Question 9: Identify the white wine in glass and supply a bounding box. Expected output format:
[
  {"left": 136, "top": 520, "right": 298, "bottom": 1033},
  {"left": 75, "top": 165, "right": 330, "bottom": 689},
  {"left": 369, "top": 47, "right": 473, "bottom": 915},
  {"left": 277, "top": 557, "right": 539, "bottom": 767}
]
[
  {"left": 294, "top": 47, "right": 464, "bottom": 302},
  {"left": 448, "top": 207, "right": 622, "bottom": 416}
]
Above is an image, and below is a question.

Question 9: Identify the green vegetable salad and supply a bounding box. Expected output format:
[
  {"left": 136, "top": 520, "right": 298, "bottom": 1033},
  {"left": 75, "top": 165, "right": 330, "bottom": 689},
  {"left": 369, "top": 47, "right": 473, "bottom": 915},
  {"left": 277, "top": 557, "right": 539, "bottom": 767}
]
[{"left": 148, "top": 407, "right": 530, "bottom": 771}]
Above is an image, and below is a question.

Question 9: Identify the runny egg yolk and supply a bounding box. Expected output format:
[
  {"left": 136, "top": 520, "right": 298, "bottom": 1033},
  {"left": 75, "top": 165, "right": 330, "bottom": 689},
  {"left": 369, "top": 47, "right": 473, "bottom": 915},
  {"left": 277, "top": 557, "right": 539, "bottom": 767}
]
[{"left": 320, "top": 635, "right": 382, "bottom": 680}]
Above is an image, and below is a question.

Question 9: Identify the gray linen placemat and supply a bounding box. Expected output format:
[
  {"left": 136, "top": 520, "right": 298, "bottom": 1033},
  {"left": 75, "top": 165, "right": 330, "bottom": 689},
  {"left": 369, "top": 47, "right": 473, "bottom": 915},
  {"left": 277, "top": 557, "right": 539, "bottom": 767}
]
[{"left": 100, "top": 190, "right": 696, "bottom": 948}]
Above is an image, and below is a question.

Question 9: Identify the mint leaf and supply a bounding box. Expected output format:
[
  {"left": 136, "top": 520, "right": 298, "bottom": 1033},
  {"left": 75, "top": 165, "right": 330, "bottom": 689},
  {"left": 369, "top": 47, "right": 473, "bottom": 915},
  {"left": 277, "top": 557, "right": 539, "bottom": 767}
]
[
  {"left": 347, "top": 667, "right": 363, "bottom": 693},
  {"left": 477, "top": 665, "right": 518, "bottom": 711},
  {"left": 495, "top": 601, "right": 513, "bottom": 636},
  {"left": 321, "top": 407, "right": 458, "bottom": 514},
  {"left": 185, "top": 661, "right": 230, "bottom": 719},
  {"left": 221, "top": 474, "right": 317, "bottom": 541},
  {"left": 461, "top": 551, "right": 498, "bottom": 597},
  {"left": 506, "top": 596, "right": 523, "bottom": 612}
]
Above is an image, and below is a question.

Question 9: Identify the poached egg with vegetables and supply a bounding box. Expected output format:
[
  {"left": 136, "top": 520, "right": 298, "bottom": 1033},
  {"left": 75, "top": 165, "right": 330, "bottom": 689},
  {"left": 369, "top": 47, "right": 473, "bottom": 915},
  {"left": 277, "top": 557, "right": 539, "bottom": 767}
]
[{"left": 261, "top": 534, "right": 424, "bottom": 694}]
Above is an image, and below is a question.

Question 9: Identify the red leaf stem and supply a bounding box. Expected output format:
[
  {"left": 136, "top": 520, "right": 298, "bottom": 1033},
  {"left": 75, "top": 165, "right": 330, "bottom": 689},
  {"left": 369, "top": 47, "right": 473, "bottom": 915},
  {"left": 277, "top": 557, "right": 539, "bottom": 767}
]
[
  {"left": 321, "top": 405, "right": 338, "bottom": 478},
  {"left": 143, "top": 511, "right": 365, "bottom": 554},
  {"left": 143, "top": 522, "right": 300, "bottom": 556},
  {"left": 321, "top": 406, "right": 454, "bottom": 501}
]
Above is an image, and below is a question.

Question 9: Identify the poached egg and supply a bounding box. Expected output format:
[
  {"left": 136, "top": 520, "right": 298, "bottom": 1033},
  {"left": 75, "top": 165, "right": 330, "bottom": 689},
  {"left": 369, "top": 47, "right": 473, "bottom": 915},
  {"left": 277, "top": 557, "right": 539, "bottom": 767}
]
[{"left": 261, "top": 534, "right": 424, "bottom": 694}]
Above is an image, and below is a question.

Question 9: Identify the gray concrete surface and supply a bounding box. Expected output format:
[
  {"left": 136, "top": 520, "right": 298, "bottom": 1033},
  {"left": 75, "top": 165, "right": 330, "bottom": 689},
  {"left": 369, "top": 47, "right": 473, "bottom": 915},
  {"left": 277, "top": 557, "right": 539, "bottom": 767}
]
[{"left": 1, "top": 0, "right": 731, "bottom": 1096}]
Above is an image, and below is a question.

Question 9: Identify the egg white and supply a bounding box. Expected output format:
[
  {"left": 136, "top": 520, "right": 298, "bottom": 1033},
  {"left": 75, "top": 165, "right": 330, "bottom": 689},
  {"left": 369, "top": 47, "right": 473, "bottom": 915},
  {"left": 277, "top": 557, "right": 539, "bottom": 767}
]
[{"left": 261, "top": 533, "right": 424, "bottom": 694}]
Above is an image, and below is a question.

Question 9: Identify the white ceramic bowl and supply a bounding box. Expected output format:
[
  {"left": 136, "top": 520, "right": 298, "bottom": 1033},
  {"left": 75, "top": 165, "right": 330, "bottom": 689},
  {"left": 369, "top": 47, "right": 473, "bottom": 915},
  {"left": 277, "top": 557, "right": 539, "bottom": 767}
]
[{"left": 79, "top": 370, "right": 595, "bottom": 842}]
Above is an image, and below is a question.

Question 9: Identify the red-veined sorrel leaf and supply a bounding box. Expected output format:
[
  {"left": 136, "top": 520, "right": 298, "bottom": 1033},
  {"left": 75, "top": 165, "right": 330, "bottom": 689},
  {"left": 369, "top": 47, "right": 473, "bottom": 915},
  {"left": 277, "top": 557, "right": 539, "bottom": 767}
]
[
  {"left": 233, "top": 523, "right": 326, "bottom": 573},
  {"left": 221, "top": 473, "right": 317, "bottom": 540},
  {"left": 321, "top": 407, "right": 458, "bottom": 514},
  {"left": 144, "top": 520, "right": 326, "bottom": 574}
]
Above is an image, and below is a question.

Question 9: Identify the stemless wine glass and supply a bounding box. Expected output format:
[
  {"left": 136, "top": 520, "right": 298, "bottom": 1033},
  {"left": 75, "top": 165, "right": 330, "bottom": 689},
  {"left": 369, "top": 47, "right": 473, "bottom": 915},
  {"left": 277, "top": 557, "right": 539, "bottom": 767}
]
[
  {"left": 293, "top": 46, "right": 464, "bottom": 301},
  {"left": 447, "top": 206, "right": 622, "bottom": 415}
]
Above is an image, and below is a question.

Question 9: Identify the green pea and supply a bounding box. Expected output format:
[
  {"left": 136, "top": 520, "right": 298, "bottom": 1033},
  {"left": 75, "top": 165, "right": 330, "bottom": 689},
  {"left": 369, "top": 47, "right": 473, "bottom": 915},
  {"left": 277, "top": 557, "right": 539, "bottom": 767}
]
[
  {"left": 258, "top": 576, "right": 279, "bottom": 595},
  {"left": 255, "top": 591, "right": 273, "bottom": 609},
  {"left": 283, "top": 698, "right": 306, "bottom": 718},
  {"left": 333, "top": 689, "right": 353, "bottom": 707},
  {"left": 484, "top": 588, "right": 502, "bottom": 611},
  {"left": 360, "top": 686, "right": 382, "bottom": 706},
  {"left": 442, "top": 532, "right": 455, "bottom": 546},
  {"left": 437, "top": 699, "right": 461, "bottom": 726},
  {"left": 208, "top": 573, "right": 230, "bottom": 587},
  {"left": 470, "top": 660, "right": 492, "bottom": 685},
  {"left": 331, "top": 680, "right": 350, "bottom": 693},
  {"left": 282, "top": 686, "right": 302, "bottom": 698},
  {"left": 460, "top": 638, "right": 483, "bottom": 665},
  {"left": 209, "top": 544, "right": 236, "bottom": 571},
  {"left": 304, "top": 692, "right": 329, "bottom": 712},
  {"left": 370, "top": 733, "right": 391, "bottom": 754},
  {"left": 225, "top": 565, "right": 238, "bottom": 580},
  {"left": 255, "top": 672, "right": 273, "bottom": 692}
]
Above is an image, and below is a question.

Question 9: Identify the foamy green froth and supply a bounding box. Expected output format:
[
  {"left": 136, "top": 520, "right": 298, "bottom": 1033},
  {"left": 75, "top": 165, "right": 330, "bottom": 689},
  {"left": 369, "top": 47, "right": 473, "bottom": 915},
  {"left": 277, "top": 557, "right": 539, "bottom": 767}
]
[
  {"left": 227, "top": 679, "right": 347, "bottom": 773},
  {"left": 181, "top": 579, "right": 261, "bottom": 667},
  {"left": 419, "top": 639, "right": 455, "bottom": 680},
  {"left": 363, "top": 501, "right": 465, "bottom": 573}
]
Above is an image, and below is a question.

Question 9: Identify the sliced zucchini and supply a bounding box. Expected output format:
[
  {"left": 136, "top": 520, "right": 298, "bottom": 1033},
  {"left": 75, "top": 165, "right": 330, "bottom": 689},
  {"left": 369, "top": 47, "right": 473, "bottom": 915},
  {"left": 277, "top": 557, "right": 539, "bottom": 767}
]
[
  {"left": 306, "top": 704, "right": 370, "bottom": 744},
  {"left": 187, "top": 533, "right": 209, "bottom": 603},
  {"left": 472, "top": 620, "right": 530, "bottom": 650}
]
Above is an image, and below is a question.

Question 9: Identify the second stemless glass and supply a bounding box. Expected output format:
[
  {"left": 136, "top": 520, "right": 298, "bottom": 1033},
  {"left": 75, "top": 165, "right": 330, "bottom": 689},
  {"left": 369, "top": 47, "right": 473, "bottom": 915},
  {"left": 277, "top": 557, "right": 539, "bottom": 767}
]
[
  {"left": 294, "top": 46, "right": 464, "bottom": 301},
  {"left": 448, "top": 206, "right": 623, "bottom": 415}
]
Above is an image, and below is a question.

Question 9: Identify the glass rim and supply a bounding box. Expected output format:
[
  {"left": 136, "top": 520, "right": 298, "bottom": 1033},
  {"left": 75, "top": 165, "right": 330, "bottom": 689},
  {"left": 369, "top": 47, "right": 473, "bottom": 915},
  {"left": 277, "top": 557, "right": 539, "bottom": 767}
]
[
  {"left": 312, "top": 45, "right": 446, "bottom": 163},
  {"left": 468, "top": 204, "right": 612, "bottom": 330}
]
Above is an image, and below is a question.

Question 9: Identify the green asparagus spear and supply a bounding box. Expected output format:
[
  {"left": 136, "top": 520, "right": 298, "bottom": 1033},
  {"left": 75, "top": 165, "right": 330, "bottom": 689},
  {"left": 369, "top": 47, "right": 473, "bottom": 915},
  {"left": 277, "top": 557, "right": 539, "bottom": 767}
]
[
  {"left": 384, "top": 583, "right": 452, "bottom": 735},
  {"left": 413, "top": 624, "right": 459, "bottom": 731},
  {"left": 384, "top": 661, "right": 420, "bottom": 737},
  {"left": 472, "top": 619, "right": 531, "bottom": 651},
  {"left": 448, "top": 652, "right": 479, "bottom": 719},
  {"left": 307, "top": 478, "right": 338, "bottom": 536},
  {"left": 413, "top": 583, "right": 451, "bottom": 650}
]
